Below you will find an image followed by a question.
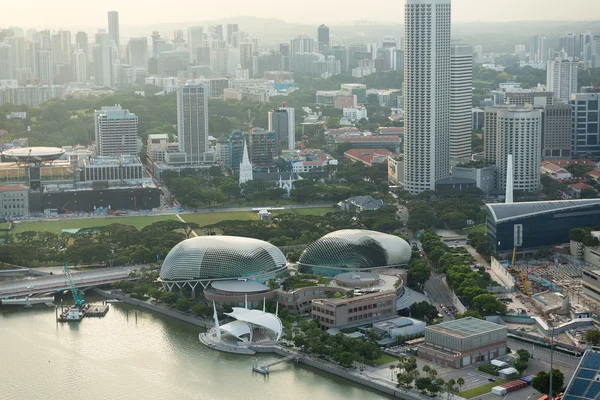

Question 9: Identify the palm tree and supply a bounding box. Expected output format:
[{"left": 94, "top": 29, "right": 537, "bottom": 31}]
[
  {"left": 456, "top": 377, "right": 465, "bottom": 393},
  {"left": 389, "top": 364, "right": 396, "bottom": 381}
]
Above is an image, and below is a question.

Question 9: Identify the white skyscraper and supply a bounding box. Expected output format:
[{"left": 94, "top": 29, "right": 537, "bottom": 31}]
[
  {"left": 403, "top": 0, "right": 451, "bottom": 193},
  {"left": 71, "top": 48, "right": 87, "bottom": 83},
  {"left": 484, "top": 105, "right": 541, "bottom": 193},
  {"left": 177, "top": 83, "right": 211, "bottom": 164},
  {"left": 188, "top": 27, "right": 204, "bottom": 63},
  {"left": 450, "top": 42, "right": 473, "bottom": 164},
  {"left": 94, "top": 32, "right": 112, "bottom": 87},
  {"left": 108, "top": 11, "right": 120, "bottom": 50},
  {"left": 94, "top": 105, "right": 138, "bottom": 157},
  {"left": 546, "top": 57, "right": 578, "bottom": 104}
]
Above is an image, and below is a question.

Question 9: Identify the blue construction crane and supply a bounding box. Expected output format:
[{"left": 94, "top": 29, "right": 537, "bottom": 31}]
[{"left": 62, "top": 262, "right": 85, "bottom": 308}]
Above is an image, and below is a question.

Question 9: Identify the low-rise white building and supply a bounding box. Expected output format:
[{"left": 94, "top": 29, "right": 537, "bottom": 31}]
[
  {"left": 0, "top": 185, "right": 29, "bottom": 217},
  {"left": 343, "top": 106, "right": 368, "bottom": 122}
]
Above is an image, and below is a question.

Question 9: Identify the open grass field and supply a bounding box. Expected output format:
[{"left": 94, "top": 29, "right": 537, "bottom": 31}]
[
  {"left": 10, "top": 215, "right": 179, "bottom": 234},
  {"left": 460, "top": 379, "right": 509, "bottom": 398},
  {"left": 7, "top": 206, "right": 336, "bottom": 235}
]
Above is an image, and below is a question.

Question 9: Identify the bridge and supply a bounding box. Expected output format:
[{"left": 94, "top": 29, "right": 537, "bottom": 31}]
[
  {"left": 0, "top": 297, "right": 54, "bottom": 306},
  {"left": 0, "top": 267, "right": 135, "bottom": 299},
  {"left": 252, "top": 355, "right": 299, "bottom": 374}
]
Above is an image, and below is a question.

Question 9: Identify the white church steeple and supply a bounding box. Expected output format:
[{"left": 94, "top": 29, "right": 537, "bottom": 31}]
[{"left": 239, "top": 139, "right": 253, "bottom": 185}]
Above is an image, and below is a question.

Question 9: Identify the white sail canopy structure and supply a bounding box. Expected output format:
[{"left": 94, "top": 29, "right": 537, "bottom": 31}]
[
  {"left": 224, "top": 307, "right": 283, "bottom": 341},
  {"left": 220, "top": 320, "right": 253, "bottom": 342}
]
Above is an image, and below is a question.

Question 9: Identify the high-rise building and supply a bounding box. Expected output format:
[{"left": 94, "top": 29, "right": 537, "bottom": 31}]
[
  {"left": 318, "top": 24, "right": 330, "bottom": 52},
  {"left": 75, "top": 31, "right": 89, "bottom": 62},
  {"left": 188, "top": 27, "right": 204, "bottom": 63},
  {"left": 546, "top": 57, "right": 578, "bottom": 104},
  {"left": 529, "top": 35, "right": 548, "bottom": 63},
  {"left": 542, "top": 103, "right": 572, "bottom": 159},
  {"left": 37, "top": 49, "right": 53, "bottom": 84},
  {"left": 450, "top": 42, "right": 473, "bottom": 164},
  {"left": 0, "top": 42, "right": 13, "bottom": 79},
  {"left": 177, "top": 83, "right": 211, "bottom": 163},
  {"left": 108, "top": 11, "right": 120, "bottom": 49},
  {"left": 60, "top": 31, "right": 72, "bottom": 64},
  {"left": 484, "top": 105, "right": 541, "bottom": 193},
  {"left": 559, "top": 33, "right": 577, "bottom": 58},
  {"left": 127, "top": 37, "right": 148, "bottom": 69},
  {"left": 290, "top": 35, "right": 315, "bottom": 69},
  {"left": 268, "top": 105, "right": 296, "bottom": 154},
  {"left": 403, "top": 0, "right": 451, "bottom": 194},
  {"left": 250, "top": 129, "right": 276, "bottom": 167},
  {"left": 71, "top": 48, "right": 87, "bottom": 83},
  {"left": 226, "top": 24, "right": 238, "bottom": 45},
  {"left": 571, "top": 93, "right": 600, "bottom": 158},
  {"left": 94, "top": 105, "right": 138, "bottom": 157},
  {"left": 93, "top": 32, "right": 112, "bottom": 87}
]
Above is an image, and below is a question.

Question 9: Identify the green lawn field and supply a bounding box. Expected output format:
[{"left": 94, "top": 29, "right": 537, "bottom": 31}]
[
  {"left": 460, "top": 379, "right": 509, "bottom": 398},
  {"left": 11, "top": 215, "right": 179, "bottom": 234},
  {"left": 8, "top": 206, "right": 337, "bottom": 235}
]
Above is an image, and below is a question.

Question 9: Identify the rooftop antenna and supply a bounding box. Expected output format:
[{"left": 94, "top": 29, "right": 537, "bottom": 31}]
[{"left": 505, "top": 154, "right": 514, "bottom": 204}]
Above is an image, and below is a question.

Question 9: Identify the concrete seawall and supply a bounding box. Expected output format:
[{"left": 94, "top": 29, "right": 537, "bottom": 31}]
[{"left": 92, "top": 288, "right": 213, "bottom": 329}]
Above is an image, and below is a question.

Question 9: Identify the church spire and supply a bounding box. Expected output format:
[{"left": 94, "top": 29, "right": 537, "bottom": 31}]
[{"left": 239, "top": 139, "right": 253, "bottom": 185}]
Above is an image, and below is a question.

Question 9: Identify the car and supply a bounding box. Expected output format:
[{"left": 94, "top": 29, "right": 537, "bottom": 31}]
[
  {"left": 454, "top": 240, "right": 459, "bottom": 244},
  {"left": 488, "top": 378, "right": 496, "bottom": 382}
]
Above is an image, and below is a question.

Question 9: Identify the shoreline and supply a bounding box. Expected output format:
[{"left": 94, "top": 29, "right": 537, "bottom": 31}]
[{"left": 93, "top": 287, "right": 428, "bottom": 400}]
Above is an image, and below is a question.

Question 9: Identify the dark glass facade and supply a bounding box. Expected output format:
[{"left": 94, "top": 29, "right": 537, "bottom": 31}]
[{"left": 487, "top": 205, "right": 600, "bottom": 252}]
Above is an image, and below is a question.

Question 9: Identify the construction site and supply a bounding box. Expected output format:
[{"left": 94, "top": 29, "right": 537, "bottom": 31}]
[{"left": 488, "top": 251, "right": 599, "bottom": 350}]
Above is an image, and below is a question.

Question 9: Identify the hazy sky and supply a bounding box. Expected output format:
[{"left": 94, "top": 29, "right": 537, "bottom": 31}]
[{"left": 2, "top": 0, "right": 598, "bottom": 29}]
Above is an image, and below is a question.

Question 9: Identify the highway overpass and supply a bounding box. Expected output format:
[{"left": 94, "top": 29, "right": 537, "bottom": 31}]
[{"left": 0, "top": 268, "right": 135, "bottom": 299}]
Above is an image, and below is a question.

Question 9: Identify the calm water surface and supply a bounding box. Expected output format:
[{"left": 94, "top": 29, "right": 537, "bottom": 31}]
[{"left": 0, "top": 303, "right": 391, "bottom": 400}]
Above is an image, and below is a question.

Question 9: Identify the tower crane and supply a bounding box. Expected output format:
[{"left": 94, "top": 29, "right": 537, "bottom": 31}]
[{"left": 62, "top": 262, "right": 85, "bottom": 309}]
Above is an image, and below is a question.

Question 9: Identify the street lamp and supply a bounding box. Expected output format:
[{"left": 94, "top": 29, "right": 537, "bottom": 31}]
[{"left": 548, "top": 326, "right": 555, "bottom": 400}]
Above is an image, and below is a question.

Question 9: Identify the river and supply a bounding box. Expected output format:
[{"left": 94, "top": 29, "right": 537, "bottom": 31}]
[{"left": 0, "top": 302, "right": 392, "bottom": 400}]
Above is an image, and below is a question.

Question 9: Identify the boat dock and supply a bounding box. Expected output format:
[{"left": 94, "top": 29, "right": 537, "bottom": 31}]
[
  {"left": 85, "top": 304, "right": 109, "bottom": 317},
  {"left": 252, "top": 355, "right": 298, "bottom": 375}
]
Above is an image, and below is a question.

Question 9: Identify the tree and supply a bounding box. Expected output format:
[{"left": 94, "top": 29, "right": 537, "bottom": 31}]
[
  {"left": 517, "top": 349, "right": 531, "bottom": 362},
  {"left": 585, "top": 328, "right": 600, "bottom": 345},
  {"left": 416, "top": 377, "right": 432, "bottom": 394},
  {"left": 532, "top": 369, "right": 564, "bottom": 397},
  {"left": 410, "top": 301, "right": 439, "bottom": 323},
  {"left": 456, "top": 377, "right": 465, "bottom": 393},
  {"left": 471, "top": 293, "right": 508, "bottom": 315},
  {"left": 445, "top": 378, "right": 457, "bottom": 398},
  {"left": 514, "top": 359, "right": 529, "bottom": 375}
]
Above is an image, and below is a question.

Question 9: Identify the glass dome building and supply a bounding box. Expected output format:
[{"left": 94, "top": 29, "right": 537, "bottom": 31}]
[
  {"left": 159, "top": 236, "right": 288, "bottom": 287},
  {"left": 298, "top": 229, "right": 412, "bottom": 276}
]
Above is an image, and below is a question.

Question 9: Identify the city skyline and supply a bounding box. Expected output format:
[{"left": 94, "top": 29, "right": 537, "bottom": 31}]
[{"left": 1, "top": 0, "right": 600, "bottom": 30}]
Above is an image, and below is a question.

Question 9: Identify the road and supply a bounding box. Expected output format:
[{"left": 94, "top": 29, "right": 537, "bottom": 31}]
[
  {"left": 0, "top": 267, "right": 135, "bottom": 298},
  {"left": 424, "top": 274, "right": 456, "bottom": 321},
  {"left": 507, "top": 338, "right": 581, "bottom": 369}
]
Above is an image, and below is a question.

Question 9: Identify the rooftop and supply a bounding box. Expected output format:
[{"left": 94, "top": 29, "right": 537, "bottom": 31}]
[
  {"left": 486, "top": 199, "right": 600, "bottom": 223},
  {"left": 426, "top": 317, "right": 506, "bottom": 338},
  {"left": 210, "top": 280, "right": 269, "bottom": 294},
  {"left": 336, "top": 136, "right": 401, "bottom": 143},
  {"left": 334, "top": 272, "right": 379, "bottom": 283},
  {"left": 344, "top": 148, "right": 390, "bottom": 165},
  {"left": 562, "top": 349, "right": 600, "bottom": 400}
]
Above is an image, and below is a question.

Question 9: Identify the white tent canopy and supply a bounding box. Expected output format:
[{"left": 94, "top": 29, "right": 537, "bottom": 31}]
[
  {"left": 225, "top": 307, "right": 283, "bottom": 340},
  {"left": 220, "top": 320, "right": 252, "bottom": 342}
]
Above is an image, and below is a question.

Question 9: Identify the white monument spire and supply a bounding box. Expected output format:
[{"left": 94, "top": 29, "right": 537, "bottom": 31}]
[
  {"left": 239, "top": 139, "right": 253, "bottom": 185},
  {"left": 505, "top": 154, "right": 514, "bottom": 204}
]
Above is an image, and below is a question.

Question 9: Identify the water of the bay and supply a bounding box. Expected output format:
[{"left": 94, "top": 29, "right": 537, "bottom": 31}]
[{"left": 0, "top": 302, "right": 392, "bottom": 400}]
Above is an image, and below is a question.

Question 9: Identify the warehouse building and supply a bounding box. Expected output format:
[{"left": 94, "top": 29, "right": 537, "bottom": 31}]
[{"left": 418, "top": 317, "right": 507, "bottom": 368}]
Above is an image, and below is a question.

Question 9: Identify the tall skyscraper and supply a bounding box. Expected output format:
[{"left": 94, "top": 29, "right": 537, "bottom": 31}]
[
  {"left": 450, "top": 42, "right": 473, "bottom": 164},
  {"left": 94, "top": 105, "right": 138, "bottom": 157},
  {"left": 541, "top": 103, "right": 572, "bottom": 159},
  {"left": 559, "top": 33, "right": 577, "bottom": 58},
  {"left": 60, "top": 31, "right": 72, "bottom": 64},
  {"left": 0, "top": 42, "right": 13, "bottom": 79},
  {"left": 188, "top": 27, "right": 204, "bottom": 63},
  {"left": 93, "top": 32, "right": 112, "bottom": 87},
  {"left": 318, "top": 24, "right": 330, "bottom": 52},
  {"left": 7, "top": 36, "right": 25, "bottom": 71},
  {"left": 71, "top": 48, "right": 87, "bottom": 83},
  {"left": 403, "top": 0, "right": 451, "bottom": 194},
  {"left": 75, "top": 31, "right": 89, "bottom": 60},
  {"left": 484, "top": 105, "right": 541, "bottom": 193},
  {"left": 177, "top": 83, "right": 210, "bottom": 163},
  {"left": 37, "top": 49, "right": 53, "bottom": 84},
  {"left": 108, "top": 11, "right": 120, "bottom": 49},
  {"left": 127, "top": 37, "right": 148, "bottom": 68},
  {"left": 546, "top": 57, "right": 578, "bottom": 104},
  {"left": 268, "top": 105, "right": 296, "bottom": 154},
  {"left": 226, "top": 24, "right": 238, "bottom": 45},
  {"left": 571, "top": 93, "right": 600, "bottom": 158}
]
